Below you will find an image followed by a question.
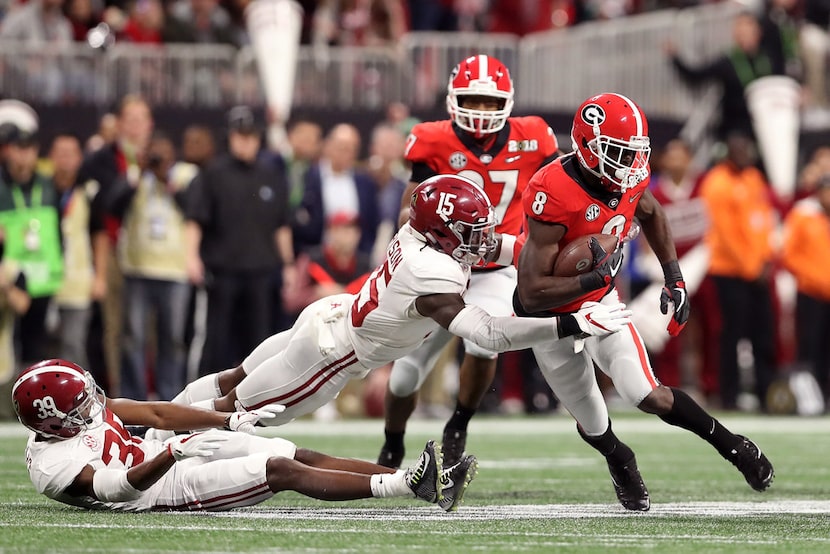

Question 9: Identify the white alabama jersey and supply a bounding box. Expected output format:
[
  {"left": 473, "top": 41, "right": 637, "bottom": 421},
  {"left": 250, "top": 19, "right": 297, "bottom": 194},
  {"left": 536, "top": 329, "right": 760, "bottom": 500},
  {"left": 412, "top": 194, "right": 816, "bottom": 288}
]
[
  {"left": 25, "top": 408, "right": 165, "bottom": 511},
  {"left": 347, "top": 224, "right": 470, "bottom": 368}
]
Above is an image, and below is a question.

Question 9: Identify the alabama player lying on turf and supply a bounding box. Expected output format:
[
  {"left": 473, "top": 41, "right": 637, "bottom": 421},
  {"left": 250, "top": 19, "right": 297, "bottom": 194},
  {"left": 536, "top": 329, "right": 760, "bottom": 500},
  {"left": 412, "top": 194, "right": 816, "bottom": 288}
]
[
  {"left": 514, "top": 92, "right": 774, "bottom": 511},
  {"left": 13, "top": 359, "right": 457, "bottom": 512}
]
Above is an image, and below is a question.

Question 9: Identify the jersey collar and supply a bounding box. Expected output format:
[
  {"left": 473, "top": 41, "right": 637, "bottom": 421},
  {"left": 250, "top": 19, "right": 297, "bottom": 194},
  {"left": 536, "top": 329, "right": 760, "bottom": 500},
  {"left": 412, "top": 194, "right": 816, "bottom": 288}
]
[
  {"left": 452, "top": 121, "right": 512, "bottom": 162},
  {"left": 562, "top": 155, "right": 623, "bottom": 208}
]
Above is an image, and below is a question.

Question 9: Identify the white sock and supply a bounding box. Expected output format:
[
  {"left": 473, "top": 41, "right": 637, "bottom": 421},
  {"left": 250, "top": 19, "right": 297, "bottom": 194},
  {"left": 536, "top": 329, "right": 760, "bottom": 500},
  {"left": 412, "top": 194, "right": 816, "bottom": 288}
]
[
  {"left": 369, "top": 470, "right": 410, "bottom": 498},
  {"left": 171, "top": 374, "right": 221, "bottom": 405}
]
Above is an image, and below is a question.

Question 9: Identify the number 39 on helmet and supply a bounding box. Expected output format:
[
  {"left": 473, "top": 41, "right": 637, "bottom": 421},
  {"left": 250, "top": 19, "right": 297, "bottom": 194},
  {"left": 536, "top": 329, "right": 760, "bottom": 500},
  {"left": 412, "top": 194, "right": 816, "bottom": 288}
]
[
  {"left": 409, "top": 174, "right": 497, "bottom": 266},
  {"left": 12, "top": 359, "right": 106, "bottom": 439},
  {"left": 570, "top": 93, "right": 651, "bottom": 193}
]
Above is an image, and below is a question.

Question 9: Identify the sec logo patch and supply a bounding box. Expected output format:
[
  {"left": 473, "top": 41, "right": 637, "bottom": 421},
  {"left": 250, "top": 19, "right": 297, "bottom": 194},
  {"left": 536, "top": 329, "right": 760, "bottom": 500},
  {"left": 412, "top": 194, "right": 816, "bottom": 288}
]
[
  {"left": 82, "top": 434, "right": 100, "bottom": 451},
  {"left": 585, "top": 204, "right": 600, "bottom": 222},
  {"left": 449, "top": 152, "right": 467, "bottom": 170}
]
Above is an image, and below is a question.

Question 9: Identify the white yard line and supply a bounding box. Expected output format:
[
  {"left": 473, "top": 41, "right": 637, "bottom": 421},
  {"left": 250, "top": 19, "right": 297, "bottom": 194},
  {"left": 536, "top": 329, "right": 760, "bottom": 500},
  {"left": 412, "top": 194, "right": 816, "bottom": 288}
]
[
  {"left": 205, "top": 500, "right": 830, "bottom": 521},
  {"left": 2, "top": 500, "right": 828, "bottom": 525}
]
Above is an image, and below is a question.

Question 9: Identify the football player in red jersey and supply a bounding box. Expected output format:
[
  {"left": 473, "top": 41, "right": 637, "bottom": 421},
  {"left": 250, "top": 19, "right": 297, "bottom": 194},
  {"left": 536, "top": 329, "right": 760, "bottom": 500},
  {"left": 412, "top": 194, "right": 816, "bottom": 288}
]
[
  {"left": 515, "top": 93, "right": 775, "bottom": 511},
  {"left": 377, "top": 54, "right": 560, "bottom": 469}
]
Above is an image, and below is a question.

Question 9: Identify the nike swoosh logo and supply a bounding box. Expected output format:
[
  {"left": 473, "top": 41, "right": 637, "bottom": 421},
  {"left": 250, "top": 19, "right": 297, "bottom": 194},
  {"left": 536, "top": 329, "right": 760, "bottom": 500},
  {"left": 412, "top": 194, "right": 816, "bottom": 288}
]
[
  {"left": 610, "top": 255, "right": 623, "bottom": 276},
  {"left": 629, "top": 191, "right": 642, "bottom": 203},
  {"left": 585, "top": 313, "right": 609, "bottom": 331},
  {"left": 675, "top": 288, "right": 686, "bottom": 310},
  {"left": 442, "top": 476, "right": 455, "bottom": 491},
  {"left": 505, "top": 155, "right": 522, "bottom": 163}
]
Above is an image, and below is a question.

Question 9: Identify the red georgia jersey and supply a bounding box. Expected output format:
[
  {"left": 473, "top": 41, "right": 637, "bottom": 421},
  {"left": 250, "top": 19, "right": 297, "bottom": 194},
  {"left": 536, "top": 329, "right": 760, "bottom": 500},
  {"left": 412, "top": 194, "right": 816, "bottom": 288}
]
[
  {"left": 522, "top": 154, "right": 649, "bottom": 313},
  {"left": 405, "top": 116, "right": 558, "bottom": 237}
]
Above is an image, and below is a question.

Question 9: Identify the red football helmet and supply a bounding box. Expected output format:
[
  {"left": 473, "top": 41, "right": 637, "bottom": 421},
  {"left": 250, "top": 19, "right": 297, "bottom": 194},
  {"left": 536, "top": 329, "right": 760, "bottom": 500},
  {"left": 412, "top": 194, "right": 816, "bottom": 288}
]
[
  {"left": 409, "top": 174, "right": 497, "bottom": 266},
  {"left": 570, "top": 93, "right": 651, "bottom": 192},
  {"left": 446, "top": 54, "right": 514, "bottom": 137},
  {"left": 12, "top": 359, "right": 106, "bottom": 439}
]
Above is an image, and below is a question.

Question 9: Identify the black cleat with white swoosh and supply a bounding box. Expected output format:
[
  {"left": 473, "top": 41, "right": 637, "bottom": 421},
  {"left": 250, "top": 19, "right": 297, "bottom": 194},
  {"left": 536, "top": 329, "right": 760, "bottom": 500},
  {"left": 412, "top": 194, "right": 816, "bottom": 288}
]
[{"left": 729, "top": 435, "right": 774, "bottom": 492}]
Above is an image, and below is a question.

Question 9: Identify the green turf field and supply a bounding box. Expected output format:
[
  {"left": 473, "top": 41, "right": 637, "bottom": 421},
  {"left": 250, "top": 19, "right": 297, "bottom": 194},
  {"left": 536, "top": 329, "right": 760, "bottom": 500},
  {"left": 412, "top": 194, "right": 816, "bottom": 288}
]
[{"left": 1, "top": 413, "right": 828, "bottom": 553}]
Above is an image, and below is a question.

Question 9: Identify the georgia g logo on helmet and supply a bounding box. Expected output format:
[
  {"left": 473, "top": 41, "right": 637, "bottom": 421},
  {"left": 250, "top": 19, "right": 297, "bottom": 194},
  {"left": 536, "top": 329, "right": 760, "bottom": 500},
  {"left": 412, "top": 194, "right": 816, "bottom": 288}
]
[{"left": 580, "top": 104, "right": 606, "bottom": 127}]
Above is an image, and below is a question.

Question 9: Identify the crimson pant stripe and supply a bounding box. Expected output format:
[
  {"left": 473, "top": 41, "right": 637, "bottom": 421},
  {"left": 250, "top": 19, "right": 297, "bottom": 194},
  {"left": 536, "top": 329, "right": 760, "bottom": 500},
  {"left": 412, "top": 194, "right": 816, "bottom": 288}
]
[
  {"left": 247, "top": 351, "right": 358, "bottom": 410},
  {"left": 153, "top": 482, "right": 271, "bottom": 511}
]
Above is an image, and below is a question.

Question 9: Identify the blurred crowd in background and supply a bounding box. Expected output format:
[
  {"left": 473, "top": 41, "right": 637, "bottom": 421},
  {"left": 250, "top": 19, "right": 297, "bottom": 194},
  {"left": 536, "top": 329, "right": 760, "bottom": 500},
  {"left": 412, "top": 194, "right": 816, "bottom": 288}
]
[
  {"left": 0, "top": 0, "right": 758, "bottom": 48},
  {"left": 0, "top": 0, "right": 828, "bottom": 420}
]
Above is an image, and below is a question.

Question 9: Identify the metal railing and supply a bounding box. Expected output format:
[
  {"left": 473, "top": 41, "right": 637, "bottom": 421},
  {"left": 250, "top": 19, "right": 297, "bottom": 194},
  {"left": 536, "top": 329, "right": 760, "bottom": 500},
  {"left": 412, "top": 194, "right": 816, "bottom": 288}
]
[{"left": 0, "top": 3, "right": 743, "bottom": 118}]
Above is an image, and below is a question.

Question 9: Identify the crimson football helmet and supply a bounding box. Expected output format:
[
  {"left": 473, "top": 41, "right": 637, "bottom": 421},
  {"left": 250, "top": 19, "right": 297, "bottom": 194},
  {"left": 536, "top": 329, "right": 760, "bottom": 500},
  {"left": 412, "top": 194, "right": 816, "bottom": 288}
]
[
  {"left": 446, "top": 54, "right": 514, "bottom": 137},
  {"left": 12, "top": 359, "right": 106, "bottom": 439},
  {"left": 409, "top": 174, "right": 497, "bottom": 266},
  {"left": 571, "top": 93, "right": 651, "bottom": 192}
]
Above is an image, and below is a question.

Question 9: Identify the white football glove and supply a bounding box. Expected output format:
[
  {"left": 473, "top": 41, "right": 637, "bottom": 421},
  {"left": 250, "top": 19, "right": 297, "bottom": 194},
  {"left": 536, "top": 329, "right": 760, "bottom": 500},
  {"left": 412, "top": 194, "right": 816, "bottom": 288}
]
[
  {"left": 573, "top": 301, "right": 633, "bottom": 338},
  {"left": 167, "top": 431, "right": 230, "bottom": 462},
  {"left": 225, "top": 403, "right": 286, "bottom": 434}
]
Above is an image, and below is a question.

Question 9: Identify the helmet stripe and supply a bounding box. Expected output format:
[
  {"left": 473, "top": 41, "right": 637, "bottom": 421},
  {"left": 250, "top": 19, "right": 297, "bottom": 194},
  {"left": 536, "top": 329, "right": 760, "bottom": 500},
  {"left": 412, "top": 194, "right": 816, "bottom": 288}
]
[
  {"left": 479, "top": 54, "right": 488, "bottom": 80},
  {"left": 612, "top": 93, "right": 643, "bottom": 135},
  {"left": 11, "top": 366, "right": 80, "bottom": 395},
  {"left": 11, "top": 366, "right": 63, "bottom": 394}
]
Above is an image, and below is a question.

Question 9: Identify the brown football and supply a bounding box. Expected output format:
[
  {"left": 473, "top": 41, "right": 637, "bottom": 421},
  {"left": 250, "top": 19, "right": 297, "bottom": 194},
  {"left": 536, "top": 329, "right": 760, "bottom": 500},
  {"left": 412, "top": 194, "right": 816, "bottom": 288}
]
[{"left": 552, "top": 233, "right": 619, "bottom": 277}]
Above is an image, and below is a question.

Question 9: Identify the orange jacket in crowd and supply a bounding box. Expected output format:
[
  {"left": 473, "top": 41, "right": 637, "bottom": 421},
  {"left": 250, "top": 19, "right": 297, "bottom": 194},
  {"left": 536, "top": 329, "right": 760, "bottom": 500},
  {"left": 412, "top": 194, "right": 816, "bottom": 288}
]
[
  {"left": 781, "top": 196, "right": 830, "bottom": 301},
  {"left": 699, "top": 163, "right": 777, "bottom": 280}
]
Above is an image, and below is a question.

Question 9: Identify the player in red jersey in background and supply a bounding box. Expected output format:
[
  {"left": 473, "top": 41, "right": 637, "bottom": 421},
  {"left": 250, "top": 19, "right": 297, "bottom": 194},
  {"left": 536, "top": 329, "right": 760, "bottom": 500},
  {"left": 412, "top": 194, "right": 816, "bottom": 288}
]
[
  {"left": 377, "top": 54, "right": 560, "bottom": 469},
  {"left": 515, "top": 93, "right": 774, "bottom": 511}
]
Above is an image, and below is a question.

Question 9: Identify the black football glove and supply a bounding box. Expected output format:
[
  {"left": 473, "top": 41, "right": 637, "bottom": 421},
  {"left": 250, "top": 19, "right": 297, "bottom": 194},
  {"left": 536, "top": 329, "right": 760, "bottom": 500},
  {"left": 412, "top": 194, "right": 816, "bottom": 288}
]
[
  {"left": 659, "top": 260, "right": 690, "bottom": 336},
  {"left": 579, "top": 237, "right": 623, "bottom": 292}
]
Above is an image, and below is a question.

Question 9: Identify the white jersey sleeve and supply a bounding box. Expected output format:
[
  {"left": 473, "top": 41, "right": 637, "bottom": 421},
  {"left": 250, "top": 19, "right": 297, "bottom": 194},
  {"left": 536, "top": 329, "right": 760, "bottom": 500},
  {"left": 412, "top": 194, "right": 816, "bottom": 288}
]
[
  {"left": 348, "top": 225, "right": 469, "bottom": 368},
  {"left": 26, "top": 434, "right": 93, "bottom": 498}
]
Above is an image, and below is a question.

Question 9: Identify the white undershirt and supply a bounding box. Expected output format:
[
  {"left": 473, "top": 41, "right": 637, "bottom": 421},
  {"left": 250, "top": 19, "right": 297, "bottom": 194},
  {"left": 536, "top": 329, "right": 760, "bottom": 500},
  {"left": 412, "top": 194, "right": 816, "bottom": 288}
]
[{"left": 320, "top": 160, "right": 360, "bottom": 219}]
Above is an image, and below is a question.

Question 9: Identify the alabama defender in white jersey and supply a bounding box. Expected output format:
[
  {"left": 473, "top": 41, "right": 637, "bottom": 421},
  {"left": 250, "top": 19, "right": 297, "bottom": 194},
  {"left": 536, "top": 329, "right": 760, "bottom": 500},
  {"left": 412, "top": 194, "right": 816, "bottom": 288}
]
[
  {"left": 14, "top": 359, "right": 465, "bottom": 512},
  {"left": 170, "top": 175, "right": 631, "bottom": 463},
  {"left": 379, "top": 54, "right": 560, "bottom": 469}
]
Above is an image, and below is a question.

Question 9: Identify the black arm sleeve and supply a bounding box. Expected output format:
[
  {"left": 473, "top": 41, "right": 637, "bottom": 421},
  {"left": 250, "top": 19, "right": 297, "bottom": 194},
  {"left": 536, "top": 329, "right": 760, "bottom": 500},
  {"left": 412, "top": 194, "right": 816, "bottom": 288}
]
[{"left": 409, "top": 161, "right": 438, "bottom": 184}]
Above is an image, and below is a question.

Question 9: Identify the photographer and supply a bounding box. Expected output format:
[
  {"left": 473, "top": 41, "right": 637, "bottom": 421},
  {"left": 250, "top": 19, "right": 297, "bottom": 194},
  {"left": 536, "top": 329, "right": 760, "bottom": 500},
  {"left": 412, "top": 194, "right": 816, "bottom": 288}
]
[{"left": 109, "top": 132, "right": 197, "bottom": 400}]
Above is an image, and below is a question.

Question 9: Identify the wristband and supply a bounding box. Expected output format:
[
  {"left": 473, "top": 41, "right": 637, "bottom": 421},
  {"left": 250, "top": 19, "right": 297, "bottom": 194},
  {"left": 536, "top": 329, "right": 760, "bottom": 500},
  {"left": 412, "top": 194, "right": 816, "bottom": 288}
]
[
  {"left": 92, "top": 467, "right": 141, "bottom": 502},
  {"left": 661, "top": 260, "right": 683, "bottom": 284},
  {"left": 557, "top": 314, "right": 581, "bottom": 338},
  {"left": 495, "top": 234, "right": 517, "bottom": 266}
]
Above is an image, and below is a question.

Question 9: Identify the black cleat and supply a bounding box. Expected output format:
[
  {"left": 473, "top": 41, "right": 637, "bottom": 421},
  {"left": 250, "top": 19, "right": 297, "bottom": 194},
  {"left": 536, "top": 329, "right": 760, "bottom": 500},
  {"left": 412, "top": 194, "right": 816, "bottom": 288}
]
[
  {"left": 377, "top": 445, "right": 405, "bottom": 469},
  {"left": 441, "top": 428, "right": 467, "bottom": 467},
  {"left": 438, "top": 455, "right": 478, "bottom": 512},
  {"left": 729, "top": 435, "right": 774, "bottom": 492},
  {"left": 607, "top": 456, "right": 650, "bottom": 511},
  {"left": 404, "top": 440, "right": 442, "bottom": 503}
]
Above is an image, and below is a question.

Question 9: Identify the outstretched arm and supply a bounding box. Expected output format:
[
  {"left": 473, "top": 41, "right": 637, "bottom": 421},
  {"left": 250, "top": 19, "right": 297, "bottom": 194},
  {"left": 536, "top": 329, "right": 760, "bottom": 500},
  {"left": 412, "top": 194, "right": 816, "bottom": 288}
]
[
  {"left": 108, "top": 397, "right": 230, "bottom": 430},
  {"left": 416, "top": 293, "right": 631, "bottom": 353},
  {"left": 107, "top": 398, "right": 283, "bottom": 433}
]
